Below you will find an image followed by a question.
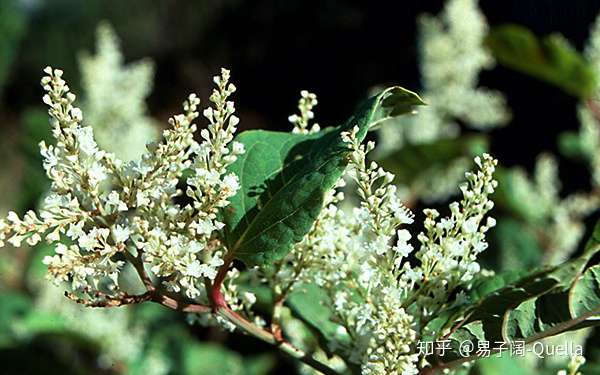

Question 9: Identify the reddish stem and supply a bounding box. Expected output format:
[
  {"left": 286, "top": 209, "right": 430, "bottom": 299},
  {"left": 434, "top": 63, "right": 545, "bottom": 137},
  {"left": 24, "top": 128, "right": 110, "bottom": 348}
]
[
  {"left": 128, "top": 249, "right": 341, "bottom": 375},
  {"left": 152, "top": 291, "right": 211, "bottom": 314},
  {"left": 210, "top": 252, "right": 235, "bottom": 308}
]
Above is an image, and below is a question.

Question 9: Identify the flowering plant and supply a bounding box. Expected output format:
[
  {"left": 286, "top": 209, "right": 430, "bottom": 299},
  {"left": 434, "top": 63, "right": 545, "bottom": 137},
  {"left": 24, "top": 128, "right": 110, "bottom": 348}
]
[{"left": 1, "top": 64, "right": 600, "bottom": 375}]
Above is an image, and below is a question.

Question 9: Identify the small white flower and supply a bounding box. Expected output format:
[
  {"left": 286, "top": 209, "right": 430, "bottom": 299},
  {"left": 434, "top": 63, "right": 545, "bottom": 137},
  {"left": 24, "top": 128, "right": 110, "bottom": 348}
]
[
  {"left": 106, "top": 191, "right": 128, "bottom": 212},
  {"left": 40, "top": 144, "right": 59, "bottom": 170},
  {"left": 6, "top": 211, "right": 20, "bottom": 224},
  {"left": 242, "top": 292, "right": 257, "bottom": 305},
  {"left": 397, "top": 229, "right": 411, "bottom": 243},
  {"left": 405, "top": 268, "right": 423, "bottom": 283},
  {"left": 185, "top": 260, "right": 203, "bottom": 278},
  {"left": 462, "top": 216, "right": 479, "bottom": 234},
  {"left": 193, "top": 219, "right": 215, "bottom": 235},
  {"left": 66, "top": 221, "right": 85, "bottom": 240},
  {"left": 231, "top": 141, "right": 245, "bottom": 155},
  {"left": 88, "top": 162, "right": 107, "bottom": 185},
  {"left": 55, "top": 243, "right": 68, "bottom": 255},
  {"left": 136, "top": 191, "right": 150, "bottom": 207},
  {"left": 74, "top": 126, "right": 99, "bottom": 155},
  {"left": 71, "top": 107, "right": 83, "bottom": 122},
  {"left": 222, "top": 174, "right": 239, "bottom": 193},
  {"left": 112, "top": 225, "right": 130, "bottom": 243},
  {"left": 473, "top": 240, "right": 488, "bottom": 253},
  {"left": 188, "top": 241, "right": 204, "bottom": 253}
]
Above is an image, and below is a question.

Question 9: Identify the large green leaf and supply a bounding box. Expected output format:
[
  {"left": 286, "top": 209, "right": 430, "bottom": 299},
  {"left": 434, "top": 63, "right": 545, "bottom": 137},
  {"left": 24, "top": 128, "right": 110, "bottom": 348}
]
[
  {"left": 431, "top": 220, "right": 600, "bottom": 366},
  {"left": 224, "top": 87, "right": 424, "bottom": 265},
  {"left": 487, "top": 24, "right": 597, "bottom": 98}
]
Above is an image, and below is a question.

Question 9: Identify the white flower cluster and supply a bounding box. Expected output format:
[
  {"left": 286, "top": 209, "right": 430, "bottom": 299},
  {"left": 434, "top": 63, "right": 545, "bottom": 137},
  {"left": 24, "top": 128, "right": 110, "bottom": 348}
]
[
  {"left": 530, "top": 10, "right": 600, "bottom": 268},
  {"left": 572, "top": 105, "right": 600, "bottom": 187},
  {"left": 418, "top": 0, "right": 509, "bottom": 132},
  {"left": 379, "top": 0, "right": 509, "bottom": 153},
  {"left": 288, "top": 90, "right": 321, "bottom": 134},
  {"left": 342, "top": 127, "right": 415, "bottom": 262},
  {"left": 80, "top": 23, "right": 159, "bottom": 161},
  {"left": 287, "top": 127, "right": 499, "bottom": 374},
  {"left": 125, "top": 68, "right": 244, "bottom": 299},
  {"left": 375, "top": 0, "right": 508, "bottom": 204},
  {"left": 0, "top": 67, "right": 243, "bottom": 303},
  {"left": 0, "top": 61, "right": 506, "bottom": 375},
  {"left": 290, "top": 126, "right": 417, "bottom": 374},
  {"left": 505, "top": 154, "right": 599, "bottom": 264},
  {"left": 564, "top": 11, "right": 600, "bottom": 188},
  {"left": 411, "top": 154, "right": 497, "bottom": 314}
]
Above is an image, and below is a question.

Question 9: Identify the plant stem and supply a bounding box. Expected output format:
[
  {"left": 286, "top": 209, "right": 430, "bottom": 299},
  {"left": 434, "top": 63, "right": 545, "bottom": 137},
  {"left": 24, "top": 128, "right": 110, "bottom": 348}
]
[
  {"left": 206, "top": 254, "right": 343, "bottom": 375},
  {"left": 126, "top": 248, "right": 341, "bottom": 375},
  {"left": 151, "top": 291, "right": 211, "bottom": 314},
  {"left": 270, "top": 296, "right": 285, "bottom": 341},
  {"left": 209, "top": 252, "right": 235, "bottom": 308},
  {"left": 214, "top": 304, "right": 342, "bottom": 375}
]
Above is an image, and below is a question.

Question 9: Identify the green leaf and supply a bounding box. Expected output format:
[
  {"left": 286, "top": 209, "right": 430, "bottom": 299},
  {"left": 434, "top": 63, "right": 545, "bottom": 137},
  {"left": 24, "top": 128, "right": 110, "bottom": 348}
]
[
  {"left": 433, "top": 220, "right": 600, "bottom": 365},
  {"left": 378, "top": 134, "right": 488, "bottom": 186},
  {"left": 286, "top": 283, "right": 351, "bottom": 354},
  {"left": 468, "top": 269, "right": 528, "bottom": 303},
  {"left": 422, "top": 270, "right": 527, "bottom": 343},
  {"left": 486, "top": 24, "right": 597, "bottom": 98},
  {"left": 179, "top": 341, "right": 275, "bottom": 375},
  {"left": 224, "top": 87, "right": 424, "bottom": 265}
]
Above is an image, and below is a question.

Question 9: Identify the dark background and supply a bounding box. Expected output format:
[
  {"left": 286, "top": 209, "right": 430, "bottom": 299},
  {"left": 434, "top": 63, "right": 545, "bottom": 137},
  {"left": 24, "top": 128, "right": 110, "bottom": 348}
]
[
  {"left": 1, "top": 1, "right": 600, "bottom": 373},
  {"left": 2, "top": 0, "right": 600, "bottom": 182}
]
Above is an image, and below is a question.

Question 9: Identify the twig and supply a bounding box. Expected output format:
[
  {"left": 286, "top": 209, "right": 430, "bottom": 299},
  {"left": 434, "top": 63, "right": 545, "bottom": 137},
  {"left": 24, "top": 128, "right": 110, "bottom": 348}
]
[
  {"left": 103, "top": 248, "right": 341, "bottom": 375},
  {"left": 151, "top": 291, "right": 211, "bottom": 314},
  {"left": 207, "top": 253, "right": 342, "bottom": 375},
  {"left": 65, "top": 290, "right": 153, "bottom": 308}
]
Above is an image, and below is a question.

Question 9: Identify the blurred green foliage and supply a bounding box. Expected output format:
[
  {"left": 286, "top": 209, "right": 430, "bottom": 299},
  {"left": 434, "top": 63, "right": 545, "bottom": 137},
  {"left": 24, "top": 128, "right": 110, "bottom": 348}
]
[
  {"left": 486, "top": 24, "right": 597, "bottom": 98},
  {"left": 0, "top": 0, "right": 25, "bottom": 96}
]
